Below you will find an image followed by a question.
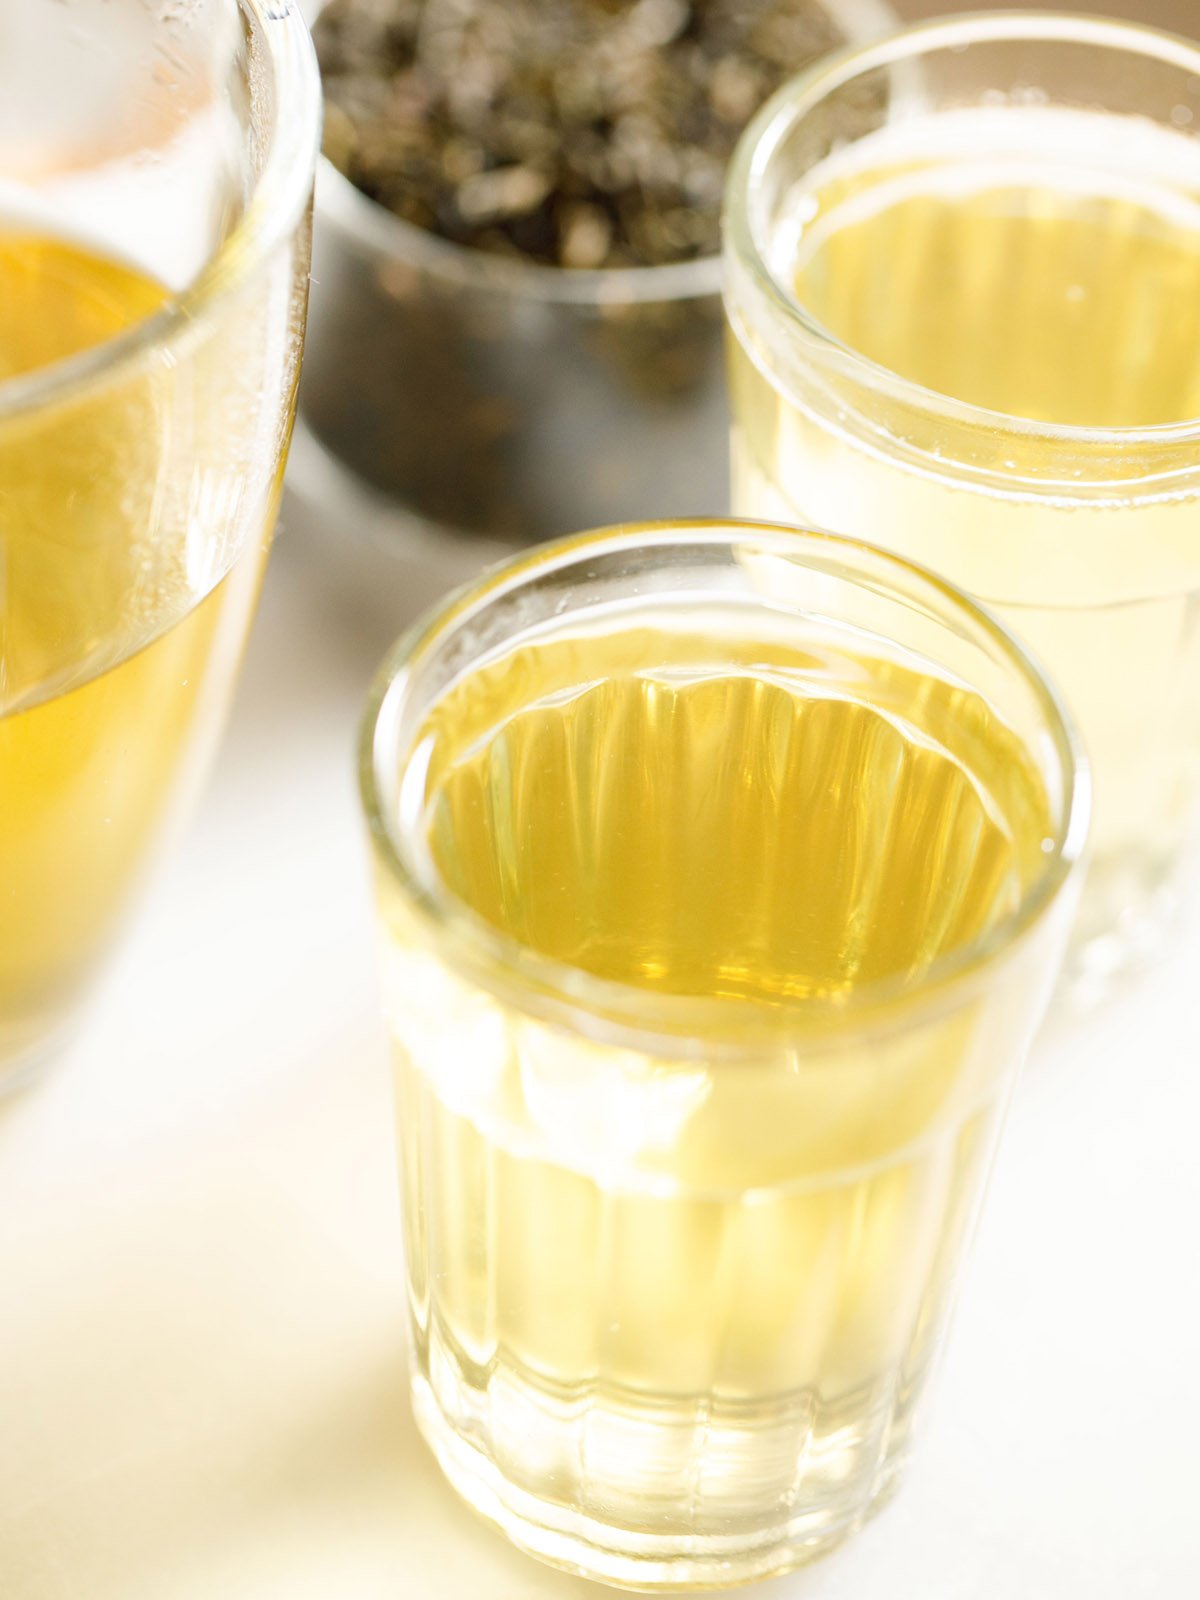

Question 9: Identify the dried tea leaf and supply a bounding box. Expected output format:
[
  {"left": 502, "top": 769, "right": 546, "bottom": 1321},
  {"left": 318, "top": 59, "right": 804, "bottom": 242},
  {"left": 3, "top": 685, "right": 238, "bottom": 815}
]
[{"left": 313, "top": 0, "right": 846, "bottom": 268}]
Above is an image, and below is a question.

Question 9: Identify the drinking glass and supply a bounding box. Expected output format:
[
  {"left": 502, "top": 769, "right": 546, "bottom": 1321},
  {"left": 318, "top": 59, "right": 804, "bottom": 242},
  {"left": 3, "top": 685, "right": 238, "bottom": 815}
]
[
  {"left": 360, "top": 520, "right": 1088, "bottom": 1589},
  {"left": 724, "top": 13, "right": 1200, "bottom": 993},
  {"left": 0, "top": 0, "right": 319, "bottom": 1088}
]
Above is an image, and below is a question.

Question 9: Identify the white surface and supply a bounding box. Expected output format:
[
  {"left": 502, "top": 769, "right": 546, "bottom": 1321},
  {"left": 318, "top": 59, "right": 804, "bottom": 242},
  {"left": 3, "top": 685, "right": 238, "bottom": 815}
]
[{"left": 1, "top": 506, "right": 1198, "bottom": 1599}]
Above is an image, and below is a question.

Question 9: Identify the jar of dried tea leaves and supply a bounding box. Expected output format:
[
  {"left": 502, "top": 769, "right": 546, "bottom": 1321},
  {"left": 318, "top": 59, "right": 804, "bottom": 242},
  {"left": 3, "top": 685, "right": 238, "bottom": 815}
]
[{"left": 298, "top": 0, "right": 897, "bottom": 543}]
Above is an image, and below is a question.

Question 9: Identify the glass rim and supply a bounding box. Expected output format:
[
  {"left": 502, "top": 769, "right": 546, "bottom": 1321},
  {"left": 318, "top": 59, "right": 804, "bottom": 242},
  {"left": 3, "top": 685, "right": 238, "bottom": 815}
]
[
  {"left": 724, "top": 8, "right": 1200, "bottom": 452},
  {"left": 311, "top": 0, "right": 898, "bottom": 307},
  {"left": 0, "top": 0, "right": 321, "bottom": 424},
  {"left": 360, "top": 519, "right": 1090, "bottom": 1059}
]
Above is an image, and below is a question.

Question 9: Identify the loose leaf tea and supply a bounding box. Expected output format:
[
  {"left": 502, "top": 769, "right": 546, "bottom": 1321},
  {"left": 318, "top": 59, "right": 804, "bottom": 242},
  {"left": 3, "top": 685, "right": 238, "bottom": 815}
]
[
  {"left": 302, "top": 0, "right": 864, "bottom": 539},
  {"left": 314, "top": 0, "right": 843, "bottom": 268}
]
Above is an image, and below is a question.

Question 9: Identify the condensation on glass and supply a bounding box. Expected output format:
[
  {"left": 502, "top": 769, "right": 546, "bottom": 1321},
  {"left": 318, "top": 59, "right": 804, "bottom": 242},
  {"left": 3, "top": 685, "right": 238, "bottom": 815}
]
[{"left": 0, "top": 0, "right": 319, "bottom": 1086}]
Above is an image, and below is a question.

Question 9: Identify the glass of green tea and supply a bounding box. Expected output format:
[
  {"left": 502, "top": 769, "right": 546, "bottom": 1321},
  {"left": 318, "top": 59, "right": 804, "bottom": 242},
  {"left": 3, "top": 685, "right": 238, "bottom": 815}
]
[
  {"left": 0, "top": 0, "right": 319, "bottom": 1088},
  {"left": 360, "top": 520, "right": 1088, "bottom": 1589},
  {"left": 725, "top": 12, "right": 1200, "bottom": 994}
]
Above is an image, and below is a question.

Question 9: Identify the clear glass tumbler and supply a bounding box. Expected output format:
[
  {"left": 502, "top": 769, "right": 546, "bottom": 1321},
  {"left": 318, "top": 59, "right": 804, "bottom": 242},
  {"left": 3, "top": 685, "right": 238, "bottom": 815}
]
[
  {"left": 0, "top": 0, "right": 319, "bottom": 1088},
  {"left": 724, "top": 13, "right": 1200, "bottom": 993},
  {"left": 360, "top": 521, "right": 1088, "bottom": 1590}
]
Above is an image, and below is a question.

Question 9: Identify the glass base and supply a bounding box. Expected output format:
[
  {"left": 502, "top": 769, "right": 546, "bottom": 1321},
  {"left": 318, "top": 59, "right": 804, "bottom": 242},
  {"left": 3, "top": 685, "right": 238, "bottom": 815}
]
[{"left": 410, "top": 1365, "right": 906, "bottom": 1592}]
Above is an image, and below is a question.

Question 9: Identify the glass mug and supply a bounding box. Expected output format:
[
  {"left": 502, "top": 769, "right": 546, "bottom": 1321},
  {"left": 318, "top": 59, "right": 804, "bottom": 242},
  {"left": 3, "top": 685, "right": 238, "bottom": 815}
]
[
  {"left": 0, "top": 0, "right": 319, "bottom": 1087},
  {"left": 361, "top": 522, "right": 1088, "bottom": 1589},
  {"left": 725, "top": 13, "right": 1200, "bottom": 993}
]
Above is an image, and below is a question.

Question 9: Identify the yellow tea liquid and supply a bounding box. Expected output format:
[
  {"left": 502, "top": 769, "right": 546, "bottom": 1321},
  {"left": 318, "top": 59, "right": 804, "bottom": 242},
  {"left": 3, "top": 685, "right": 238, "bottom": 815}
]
[
  {"left": 729, "top": 107, "right": 1200, "bottom": 968},
  {"left": 378, "top": 603, "right": 1054, "bottom": 1553},
  {"left": 0, "top": 235, "right": 268, "bottom": 1074},
  {"left": 423, "top": 624, "right": 1046, "bottom": 994}
]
